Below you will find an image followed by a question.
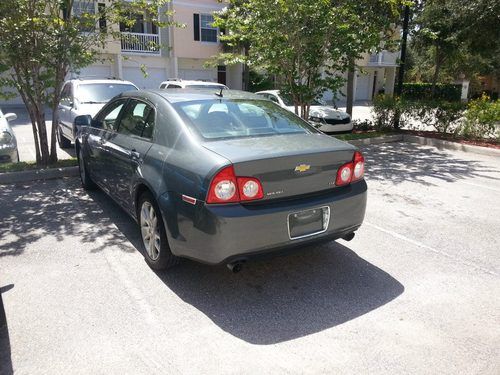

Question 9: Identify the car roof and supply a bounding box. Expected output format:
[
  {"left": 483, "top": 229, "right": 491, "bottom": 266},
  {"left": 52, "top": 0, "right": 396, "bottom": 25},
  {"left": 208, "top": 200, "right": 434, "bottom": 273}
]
[
  {"left": 255, "top": 90, "right": 280, "bottom": 95},
  {"left": 121, "top": 89, "right": 264, "bottom": 104},
  {"left": 160, "top": 80, "right": 227, "bottom": 87},
  {"left": 68, "top": 78, "right": 138, "bottom": 87}
]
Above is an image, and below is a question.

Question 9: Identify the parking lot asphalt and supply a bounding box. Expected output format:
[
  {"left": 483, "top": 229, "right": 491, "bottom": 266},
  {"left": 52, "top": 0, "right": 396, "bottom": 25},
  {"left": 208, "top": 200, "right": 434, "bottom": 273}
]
[
  {"left": 5, "top": 107, "right": 75, "bottom": 162},
  {"left": 1, "top": 142, "right": 499, "bottom": 374}
]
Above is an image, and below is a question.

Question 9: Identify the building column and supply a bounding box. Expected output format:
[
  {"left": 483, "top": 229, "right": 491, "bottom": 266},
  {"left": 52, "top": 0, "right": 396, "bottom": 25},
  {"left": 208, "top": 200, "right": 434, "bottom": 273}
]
[
  {"left": 385, "top": 67, "right": 397, "bottom": 96},
  {"left": 171, "top": 56, "right": 178, "bottom": 79}
]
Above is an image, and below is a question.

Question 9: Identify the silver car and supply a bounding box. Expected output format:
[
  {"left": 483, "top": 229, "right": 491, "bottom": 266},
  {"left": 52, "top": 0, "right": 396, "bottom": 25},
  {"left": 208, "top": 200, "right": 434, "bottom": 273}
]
[{"left": 0, "top": 109, "right": 19, "bottom": 164}]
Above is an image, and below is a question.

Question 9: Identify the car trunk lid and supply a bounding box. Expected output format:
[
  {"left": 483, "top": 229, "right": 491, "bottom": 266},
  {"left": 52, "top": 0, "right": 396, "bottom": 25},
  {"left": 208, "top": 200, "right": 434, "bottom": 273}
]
[{"left": 202, "top": 134, "right": 357, "bottom": 200}]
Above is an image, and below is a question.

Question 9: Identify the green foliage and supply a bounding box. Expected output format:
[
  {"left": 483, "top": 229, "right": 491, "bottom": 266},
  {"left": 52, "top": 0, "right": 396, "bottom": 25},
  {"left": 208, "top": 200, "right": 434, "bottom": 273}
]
[
  {"left": 214, "top": 0, "right": 403, "bottom": 118},
  {"left": 248, "top": 70, "right": 274, "bottom": 93},
  {"left": 402, "top": 83, "right": 461, "bottom": 101},
  {"left": 373, "top": 95, "right": 466, "bottom": 133},
  {"left": 459, "top": 95, "right": 500, "bottom": 139}
]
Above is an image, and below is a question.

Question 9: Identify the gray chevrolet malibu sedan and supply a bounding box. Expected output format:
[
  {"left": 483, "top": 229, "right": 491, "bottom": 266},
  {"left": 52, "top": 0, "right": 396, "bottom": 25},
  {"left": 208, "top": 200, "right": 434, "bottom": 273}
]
[{"left": 76, "top": 90, "right": 367, "bottom": 272}]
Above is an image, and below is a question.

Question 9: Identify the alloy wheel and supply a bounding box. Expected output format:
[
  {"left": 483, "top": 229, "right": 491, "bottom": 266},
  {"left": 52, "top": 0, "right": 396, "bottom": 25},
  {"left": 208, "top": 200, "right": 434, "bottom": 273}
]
[{"left": 140, "top": 201, "right": 161, "bottom": 261}]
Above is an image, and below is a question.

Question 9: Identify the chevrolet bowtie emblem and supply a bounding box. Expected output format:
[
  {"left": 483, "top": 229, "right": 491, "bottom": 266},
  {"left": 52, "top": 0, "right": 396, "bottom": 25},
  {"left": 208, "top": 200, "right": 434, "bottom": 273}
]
[{"left": 295, "top": 164, "right": 311, "bottom": 173}]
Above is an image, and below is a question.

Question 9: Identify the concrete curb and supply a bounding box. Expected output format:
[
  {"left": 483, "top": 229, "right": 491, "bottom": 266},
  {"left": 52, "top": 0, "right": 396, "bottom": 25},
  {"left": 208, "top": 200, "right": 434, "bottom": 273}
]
[
  {"left": 347, "top": 134, "right": 403, "bottom": 147},
  {"left": 0, "top": 166, "right": 79, "bottom": 185},
  {"left": 402, "top": 135, "right": 500, "bottom": 157}
]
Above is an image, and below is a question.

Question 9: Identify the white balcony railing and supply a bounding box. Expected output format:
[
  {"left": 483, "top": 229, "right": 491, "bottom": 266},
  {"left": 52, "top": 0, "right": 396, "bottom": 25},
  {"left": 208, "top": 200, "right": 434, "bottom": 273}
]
[
  {"left": 121, "top": 32, "right": 160, "bottom": 55},
  {"left": 368, "top": 51, "right": 399, "bottom": 66}
]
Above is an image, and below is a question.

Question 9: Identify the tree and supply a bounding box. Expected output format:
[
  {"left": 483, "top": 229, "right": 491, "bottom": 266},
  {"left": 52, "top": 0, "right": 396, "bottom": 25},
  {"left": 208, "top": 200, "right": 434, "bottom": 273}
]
[
  {"left": 409, "top": 0, "right": 499, "bottom": 94},
  {"left": 214, "top": 0, "right": 403, "bottom": 119},
  {"left": 0, "top": 0, "right": 175, "bottom": 166}
]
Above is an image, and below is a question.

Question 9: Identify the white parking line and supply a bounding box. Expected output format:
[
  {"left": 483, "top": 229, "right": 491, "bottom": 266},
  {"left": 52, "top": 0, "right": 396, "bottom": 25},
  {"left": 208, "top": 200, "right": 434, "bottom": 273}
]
[
  {"left": 365, "top": 221, "right": 498, "bottom": 276},
  {"left": 459, "top": 181, "right": 500, "bottom": 193}
]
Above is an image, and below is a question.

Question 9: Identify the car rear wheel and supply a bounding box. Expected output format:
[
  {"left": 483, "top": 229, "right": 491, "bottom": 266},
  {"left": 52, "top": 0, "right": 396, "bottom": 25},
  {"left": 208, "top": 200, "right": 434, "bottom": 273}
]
[
  {"left": 78, "top": 147, "right": 96, "bottom": 190},
  {"left": 138, "top": 192, "right": 179, "bottom": 270},
  {"left": 57, "top": 125, "right": 71, "bottom": 149}
]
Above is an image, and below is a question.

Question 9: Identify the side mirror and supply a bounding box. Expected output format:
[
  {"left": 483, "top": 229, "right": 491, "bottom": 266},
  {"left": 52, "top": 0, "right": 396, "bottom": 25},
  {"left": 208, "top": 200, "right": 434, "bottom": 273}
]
[
  {"left": 74, "top": 114, "right": 92, "bottom": 127},
  {"left": 4, "top": 113, "right": 17, "bottom": 122}
]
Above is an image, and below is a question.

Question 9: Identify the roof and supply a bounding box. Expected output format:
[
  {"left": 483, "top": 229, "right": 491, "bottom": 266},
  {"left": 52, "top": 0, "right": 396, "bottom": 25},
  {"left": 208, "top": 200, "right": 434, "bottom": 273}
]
[
  {"left": 160, "top": 80, "right": 227, "bottom": 87},
  {"left": 68, "top": 78, "right": 137, "bottom": 87},
  {"left": 255, "top": 90, "right": 280, "bottom": 95},
  {"left": 142, "top": 89, "right": 264, "bottom": 103}
]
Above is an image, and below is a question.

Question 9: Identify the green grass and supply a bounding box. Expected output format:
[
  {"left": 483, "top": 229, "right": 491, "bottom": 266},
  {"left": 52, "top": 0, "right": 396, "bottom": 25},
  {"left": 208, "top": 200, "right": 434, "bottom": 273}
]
[
  {"left": 0, "top": 158, "right": 77, "bottom": 173},
  {"left": 333, "top": 131, "right": 397, "bottom": 141}
]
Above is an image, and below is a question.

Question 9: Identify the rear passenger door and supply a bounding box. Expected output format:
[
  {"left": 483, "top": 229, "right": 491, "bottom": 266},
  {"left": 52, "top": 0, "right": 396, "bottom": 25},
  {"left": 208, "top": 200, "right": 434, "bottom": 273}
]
[{"left": 102, "top": 99, "right": 155, "bottom": 208}]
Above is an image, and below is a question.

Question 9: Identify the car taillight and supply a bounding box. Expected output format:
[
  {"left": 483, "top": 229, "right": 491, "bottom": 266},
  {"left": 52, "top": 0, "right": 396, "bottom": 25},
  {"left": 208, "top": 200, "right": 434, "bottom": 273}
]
[
  {"left": 335, "top": 151, "right": 365, "bottom": 187},
  {"left": 352, "top": 151, "right": 365, "bottom": 181},
  {"left": 207, "top": 166, "right": 264, "bottom": 204}
]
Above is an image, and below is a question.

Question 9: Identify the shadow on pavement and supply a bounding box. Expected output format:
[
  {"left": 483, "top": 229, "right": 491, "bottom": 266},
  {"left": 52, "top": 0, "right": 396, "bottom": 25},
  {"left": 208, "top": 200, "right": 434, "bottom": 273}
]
[
  {"left": 155, "top": 242, "right": 404, "bottom": 344},
  {"left": 363, "top": 142, "right": 499, "bottom": 186},
  {"left": 0, "top": 284, "right": 14, "bottom": 375},
  {"left": 0, "top": 178, "right": 404, "bottom": 344}
]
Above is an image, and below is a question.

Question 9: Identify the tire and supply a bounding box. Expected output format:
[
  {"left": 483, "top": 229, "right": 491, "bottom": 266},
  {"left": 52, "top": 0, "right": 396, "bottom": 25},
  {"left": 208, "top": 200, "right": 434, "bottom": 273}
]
[
  {"left": 78, "top": 146, "right": 96, "bottom": 190},
  {"left": 138, "top": 192, "right": 180, "bottom": 270},
  {"left": 57, "top": 125, "right": 72, "bottom": 149}
]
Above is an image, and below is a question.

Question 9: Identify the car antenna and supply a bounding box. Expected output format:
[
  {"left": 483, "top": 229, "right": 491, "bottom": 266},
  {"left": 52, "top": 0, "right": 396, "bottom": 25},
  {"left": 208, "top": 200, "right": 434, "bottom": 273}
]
[{"left": 215, "top": 88, "right": 223, "bottom": 98}]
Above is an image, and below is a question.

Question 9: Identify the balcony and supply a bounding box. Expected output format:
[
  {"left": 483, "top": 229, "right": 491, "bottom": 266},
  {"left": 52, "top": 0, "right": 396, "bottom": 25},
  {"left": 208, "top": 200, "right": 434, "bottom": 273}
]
[
  {"left": 121, "top": 32, "right": 160, "bottom": 55},
  {"left": 367, "top": 51, "right": 399, "bottom": 67}
]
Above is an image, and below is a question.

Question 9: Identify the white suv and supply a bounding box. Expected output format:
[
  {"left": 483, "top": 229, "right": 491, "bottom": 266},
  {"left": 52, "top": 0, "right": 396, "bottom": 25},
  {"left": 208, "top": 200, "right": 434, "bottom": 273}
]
[
  {"left": 57, "top": 78, "right": 138, "bottom": 148},
  {"left": 159, "top": 79, "right": 228, "bottom": 90}
]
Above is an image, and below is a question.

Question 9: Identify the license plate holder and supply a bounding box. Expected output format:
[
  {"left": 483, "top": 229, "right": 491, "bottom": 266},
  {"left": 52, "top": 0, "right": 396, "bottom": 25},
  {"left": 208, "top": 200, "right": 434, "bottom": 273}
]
[{"left": 287, "top": 206, "right": 330, "bottom": 240}]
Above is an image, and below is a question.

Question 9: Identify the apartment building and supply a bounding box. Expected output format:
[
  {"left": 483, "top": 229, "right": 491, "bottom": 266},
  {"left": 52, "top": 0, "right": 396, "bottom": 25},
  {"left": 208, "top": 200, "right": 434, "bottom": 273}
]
[{"left": 78, "top": 0, "right": 242, "bottom": 89}]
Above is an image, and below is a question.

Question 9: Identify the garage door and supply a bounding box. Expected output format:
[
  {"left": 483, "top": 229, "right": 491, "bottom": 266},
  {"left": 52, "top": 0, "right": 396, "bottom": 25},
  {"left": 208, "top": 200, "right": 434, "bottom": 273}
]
[
  {"left": 123, "top": 67, "right": 167, "bottom": 89},
  {"left": 74, "top": 65, "right": 112, "bottom": 79},
  {"left": 179, "top": 69, "right": 216, "bottom": 82},
  {"left": 355, "top": 73, "right": 372, "bottom": 101}
]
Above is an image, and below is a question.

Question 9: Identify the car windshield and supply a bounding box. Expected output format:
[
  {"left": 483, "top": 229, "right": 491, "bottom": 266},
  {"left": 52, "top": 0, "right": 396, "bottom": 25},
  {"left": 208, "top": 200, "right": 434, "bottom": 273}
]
[
  {"left": 186, "top": 85, "right": 227, "bottom": 90},
  {"left": 280, "top": 93, "right": 322, "bottom": 107},
  {"left": 77, "top": 83, "right": 137, "bottom": 104},
  {"left": 173, "top": 99, "right": 317, "bottom": 140}
]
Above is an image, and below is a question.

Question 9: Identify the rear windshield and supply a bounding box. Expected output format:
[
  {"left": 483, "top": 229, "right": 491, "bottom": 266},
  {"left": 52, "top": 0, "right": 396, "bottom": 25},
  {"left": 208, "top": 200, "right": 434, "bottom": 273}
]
[
  {"left": 77, "top": 83, "right": 138, "bottom": 104},
  {"left": 173, "top": 99, "right": 317, "bottom": 140}
]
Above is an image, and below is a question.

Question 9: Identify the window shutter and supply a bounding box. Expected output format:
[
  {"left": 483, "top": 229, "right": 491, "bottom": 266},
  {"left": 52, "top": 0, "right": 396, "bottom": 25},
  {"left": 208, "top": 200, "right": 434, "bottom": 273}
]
[{"left": 193, "top": 13, "right": 200, "bottom": 41}]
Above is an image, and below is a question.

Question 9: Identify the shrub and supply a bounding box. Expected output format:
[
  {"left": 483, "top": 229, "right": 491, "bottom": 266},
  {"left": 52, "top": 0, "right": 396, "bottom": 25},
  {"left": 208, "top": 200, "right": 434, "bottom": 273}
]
[
  {"left": 352, "top": 119, "right": 375, "bottom": 131},
  {"left": 372, "top": 95, "right": 401, "bottom": 130},
  {"left": 414, "top": 101, "right": 466, "bottom": 134},
  {"left": 402, "top": 83, "right": 462, "bottom": 102},
  {"left": 459, "top": 95, "right": 500, "bottom": 139}
]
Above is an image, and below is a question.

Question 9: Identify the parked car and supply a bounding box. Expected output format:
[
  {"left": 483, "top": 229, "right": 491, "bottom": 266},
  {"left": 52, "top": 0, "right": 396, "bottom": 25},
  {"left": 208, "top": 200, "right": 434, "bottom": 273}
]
[
  {"left": 256, "top": 90, "right": 353, "bottom": 133},
  {"left": 57, "top": 78, "right": 138, "bottom": 148},
  {"left": 159, "top": 79, "right": 228, "bottom": 90},
  {"left": 76, "top": 89, "right": 366, "bottom": 272},
  {"left": 0, "top": 109, "right": 19, "bottom": 164}
]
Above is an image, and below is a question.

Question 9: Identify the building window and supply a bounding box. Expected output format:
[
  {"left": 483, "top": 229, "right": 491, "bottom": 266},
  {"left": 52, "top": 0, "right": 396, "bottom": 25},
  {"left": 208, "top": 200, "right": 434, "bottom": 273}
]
[
  {"left": 73, "top": 1, "right": 96, "bottom": 32},
  {"left": 218, "top": 65, "right": 227, "bottom": 85},
  {"left": 200, "top": 14, "right": 218, "bottom": 43}
]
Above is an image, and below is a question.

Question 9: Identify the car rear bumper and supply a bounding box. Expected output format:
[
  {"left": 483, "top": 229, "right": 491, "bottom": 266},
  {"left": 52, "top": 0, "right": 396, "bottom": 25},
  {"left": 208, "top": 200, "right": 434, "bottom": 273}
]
[{"left": 159, "top": 180, "right": 367, "bottom": 264}]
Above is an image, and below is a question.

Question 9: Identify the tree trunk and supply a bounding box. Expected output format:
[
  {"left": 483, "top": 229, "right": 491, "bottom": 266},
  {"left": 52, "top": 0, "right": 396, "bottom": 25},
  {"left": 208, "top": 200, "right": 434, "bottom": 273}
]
[
  {"left": 346, "top": 59, "right": 355, "bottom": 116},
  {"left": 243, "top": 45, "right": 250, "bottom": 91},
  {"left": 431, "top": 47, "right": 442, "bottom": 98}
]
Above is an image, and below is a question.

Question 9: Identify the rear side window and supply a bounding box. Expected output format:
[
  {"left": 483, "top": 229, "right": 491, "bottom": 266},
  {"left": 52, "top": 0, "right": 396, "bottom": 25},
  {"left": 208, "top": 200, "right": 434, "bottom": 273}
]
[
  {"left": 167, "top": 84, "right": 181, "bottom": 89},
  {"left": 173, "top": 99, "right": 316, "bottom": 140},
  {"left": 117, "top": 100, "right": 155, "bottom": 139}
]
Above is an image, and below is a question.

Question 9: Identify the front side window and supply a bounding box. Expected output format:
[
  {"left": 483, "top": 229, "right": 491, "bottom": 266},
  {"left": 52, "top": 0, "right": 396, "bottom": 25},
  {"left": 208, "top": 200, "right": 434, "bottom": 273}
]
[
  {"left": 77, "top": 83, "right": 137, "bottom": 104},
  {"left": 60, "top": 84, "right": 72, "bottom": 106},
  {"left": 97, "top": 100, "right": 127, "bottom": 131},
  {"left": 174, "top": 99, "right": 316, "bottom": 140},
  {"left": 200, "top": 14, "right": 217, "bottom": 42},
  {"left": 117, "top": 100, "right": 155, "bottom": 139}
]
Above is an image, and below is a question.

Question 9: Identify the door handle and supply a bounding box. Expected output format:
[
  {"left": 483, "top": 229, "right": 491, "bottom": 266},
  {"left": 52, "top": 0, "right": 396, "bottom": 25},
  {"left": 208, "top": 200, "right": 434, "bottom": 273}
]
[{"left": 130, "top": 149, "right": 141, "bottom": 160}]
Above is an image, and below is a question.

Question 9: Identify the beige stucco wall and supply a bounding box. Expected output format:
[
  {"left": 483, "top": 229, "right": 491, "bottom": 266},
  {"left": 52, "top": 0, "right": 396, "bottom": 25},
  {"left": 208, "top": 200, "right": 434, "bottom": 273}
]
[{"left": 171, "top": 0, "right": 224, "bottom": 59}]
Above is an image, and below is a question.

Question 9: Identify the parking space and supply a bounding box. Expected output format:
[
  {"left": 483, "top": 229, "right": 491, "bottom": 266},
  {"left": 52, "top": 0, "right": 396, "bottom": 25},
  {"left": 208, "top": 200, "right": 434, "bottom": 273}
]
[
  {"left": 5, "top": 107, "right": 74, "bottom": 162},
  {"left": 1, "top": 143, "right": 499, "bottom": 374}
]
